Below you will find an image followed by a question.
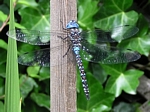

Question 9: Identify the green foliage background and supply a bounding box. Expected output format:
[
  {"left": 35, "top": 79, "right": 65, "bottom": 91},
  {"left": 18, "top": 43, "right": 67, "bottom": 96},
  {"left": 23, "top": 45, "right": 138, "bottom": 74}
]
[{"left": 0, "top": 0, "right": 149, "bottom": 111}]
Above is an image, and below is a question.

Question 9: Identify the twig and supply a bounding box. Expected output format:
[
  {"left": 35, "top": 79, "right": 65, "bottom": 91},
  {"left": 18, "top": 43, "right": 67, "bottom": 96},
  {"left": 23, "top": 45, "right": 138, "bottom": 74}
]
[{"left": 0, "top": 0, "right": 18, "bottom": 32}]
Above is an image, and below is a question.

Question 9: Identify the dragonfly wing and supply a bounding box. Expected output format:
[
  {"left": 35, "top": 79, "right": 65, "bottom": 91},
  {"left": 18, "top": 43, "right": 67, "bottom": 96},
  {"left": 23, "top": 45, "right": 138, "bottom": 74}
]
[
  {"left": 18, "top": 48, "right": 50, "bottom": 67},
  {"left": 6, "top": 29, "right": 67, "bottom": 45},
  {"left": 80, "top": 42, "right": 141, "bottom": 64},
  {"left": 110, "top": 25, "right": 139, "bottom": 41},
  {"left": 18, "top": 44, "right": 74, "bottom": 67},
  {"left": 80, "top": 25, "right": 139, "bottom": 42}
]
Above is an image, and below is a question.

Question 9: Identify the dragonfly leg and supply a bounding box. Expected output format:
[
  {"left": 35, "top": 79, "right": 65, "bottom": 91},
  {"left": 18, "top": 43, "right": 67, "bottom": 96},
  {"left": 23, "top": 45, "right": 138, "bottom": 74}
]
[
  {"left": 60, "top": 20, "right": 68, "bottom": 30},
  {"left": 63, "top": 44, "right": 71, "bottom": 58},
  {"left": 57, "top": 35, "right": 68, "bottom": 40}
]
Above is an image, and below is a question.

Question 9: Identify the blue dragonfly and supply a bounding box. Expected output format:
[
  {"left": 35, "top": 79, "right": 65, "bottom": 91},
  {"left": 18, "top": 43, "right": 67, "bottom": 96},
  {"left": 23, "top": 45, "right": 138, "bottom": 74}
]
[{"left": 7, "top": 20, "right": 141, "bottom": 100}]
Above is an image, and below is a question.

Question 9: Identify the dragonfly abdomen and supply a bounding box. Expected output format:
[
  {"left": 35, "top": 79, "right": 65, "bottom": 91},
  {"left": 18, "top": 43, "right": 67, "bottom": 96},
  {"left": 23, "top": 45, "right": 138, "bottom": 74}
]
[{"left": 74, "top": 47, "right": 90, "bottom": 100}]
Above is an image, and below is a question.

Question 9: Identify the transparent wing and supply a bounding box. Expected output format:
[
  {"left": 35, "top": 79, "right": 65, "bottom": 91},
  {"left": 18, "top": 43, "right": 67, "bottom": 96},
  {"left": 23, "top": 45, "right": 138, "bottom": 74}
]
[
  {"left": 80, "top": 25, "right": 139, "bottom": 43},
  {"left": 18, "top": 45, "right": 75, "bottom": 67},
  {"left": 80, "top": 42, "right": 141, "bottom": 64},
  {"left": 18, "top": 48, "right": 50, "bottom": 67},
  {"left": 6, "top": 29, "right": 67, "bottom": 45},
  {"left": 6, "top": 25, "right": 138, "bottom": 45}
]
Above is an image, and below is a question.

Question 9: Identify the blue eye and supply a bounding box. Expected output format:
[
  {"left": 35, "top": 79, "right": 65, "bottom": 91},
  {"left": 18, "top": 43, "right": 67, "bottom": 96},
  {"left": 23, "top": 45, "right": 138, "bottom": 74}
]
[{"left": 66, "top": 20, "right": 79, "bottom": 29}]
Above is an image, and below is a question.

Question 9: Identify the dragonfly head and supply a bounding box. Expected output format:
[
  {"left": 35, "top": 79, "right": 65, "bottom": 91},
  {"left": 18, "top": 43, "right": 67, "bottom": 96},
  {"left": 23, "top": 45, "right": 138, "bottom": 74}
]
[{"left": 66, "top": 20, "right": 79, "bottom": 29}]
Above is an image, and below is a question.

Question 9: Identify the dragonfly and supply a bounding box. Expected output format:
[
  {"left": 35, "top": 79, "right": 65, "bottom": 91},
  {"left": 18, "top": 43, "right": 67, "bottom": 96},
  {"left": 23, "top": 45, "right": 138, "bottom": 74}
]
[{"left": 7, "top": 20, "right": 141, "bottom": 100}]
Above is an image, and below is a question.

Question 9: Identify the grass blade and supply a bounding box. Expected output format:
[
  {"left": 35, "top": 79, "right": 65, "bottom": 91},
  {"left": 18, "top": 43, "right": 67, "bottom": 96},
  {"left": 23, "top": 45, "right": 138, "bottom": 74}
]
[{"left": 4, "top": 0, "right": 21, "bottom": 112}]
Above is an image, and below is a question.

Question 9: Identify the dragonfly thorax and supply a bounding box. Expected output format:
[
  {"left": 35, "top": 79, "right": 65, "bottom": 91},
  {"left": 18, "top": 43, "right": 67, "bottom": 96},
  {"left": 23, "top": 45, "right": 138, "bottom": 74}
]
[
  {"left": 69, "top": 28, "right": 80, "bottom": 38},
  {"left": 69, "top": 28, "right": 81, "bottom": 47}
]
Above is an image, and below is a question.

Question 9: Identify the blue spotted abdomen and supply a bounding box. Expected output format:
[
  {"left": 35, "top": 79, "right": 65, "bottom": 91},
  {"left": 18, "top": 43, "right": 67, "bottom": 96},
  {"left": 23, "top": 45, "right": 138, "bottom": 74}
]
[{"left": 73, "top": 46, "right": 90, "bottom": 100}]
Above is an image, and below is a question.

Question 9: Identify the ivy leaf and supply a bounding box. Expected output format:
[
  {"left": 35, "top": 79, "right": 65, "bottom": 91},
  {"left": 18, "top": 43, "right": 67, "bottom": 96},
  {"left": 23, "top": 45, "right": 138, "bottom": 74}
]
[
  {"left": 119, "top": 35, "right": 150, "bottom": 56},
  {"left": 77, "top": 73, "right": 115, "bottom": 112},
  {"left": 39, "top": 67, "right": 50, "bottom": 81},
  {"left": 20, "top": 75, "right": 38, "bottom": 99},
  {"left": 95, "top": 11, "right": 138, "bottom": 30},
  {"left": 101, "top": 64, "right": 143, "bottom": 97},
  {"left": 37, "top": 0, "right": 50, "bottom": 14},
  {"left": 0, "top": 64, "right": 6, "bottom": 78},
  {"left": 0, "top": 49, "right": 7, "bottom": 65},
  {"left": 0, "top": 11, "right": 7, "bottom": 22},
  {"left": 98, "top": 0, "right": 133, "bottom": 15},
  {"left": 17, "top": 42, "right": 40, "bottom": 54},
  {"left": 18, "top": 0, "right": 50, "bottom": 30},
  {"left": 27, "top": 66, "right": 41, "bottom": 78},
  {"left": 78, "top": 0, "right": 99, "bottom": 29},
  {"left": 30, "top": 92, "right": 50, "bottom": 110},
  {"left": 18, "top": 0, "right": 38, "bottom": 7},
  {"left": 90, "top": 63, "right": 108, "bottom": 84},
  {"left": 0, "top": 39, "right": 8, "bottom": 50},
  {"left": 118, "top": 14, "right": 150, "bottom": 56},
  {"left": 94, "top": 0, "right": 138, "bottom": 29},
  {"left": 26, "top": 66, "right": 50, "bottom": 80},
  {"left": 0, "top": 10, "right": 7, "bottom": 27},
  {"left": 137, "top": 14, "right": 149, "bottom": 36}
]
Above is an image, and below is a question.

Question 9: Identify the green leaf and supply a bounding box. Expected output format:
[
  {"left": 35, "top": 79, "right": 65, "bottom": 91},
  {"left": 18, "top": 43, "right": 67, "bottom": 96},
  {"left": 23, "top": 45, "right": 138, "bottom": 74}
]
[
  {"left": 0, "top": 40, "right": 9, "bottom": 77},
  {"left": 0, "top": 101, "right": 4, "bottom": 112},
  {"left": 0, "top": 64, "right": 6, "bottom": 78},
  {"left": 117, "top": 14, "right": 150, "bottom": 56},
  {"left": 0, "top": 49, "right": 7, "bottom": 65},
  {"left": 0, "top": 77, "right": 5, "bottom": 96},
  {"left": 14, "top": 22, "right": 28, "bottom": 29},
  {"left": 18, "top": 0, "right": 50, "bottom": 30},
  {"left": 101, "top": 64, "right": 143, "bottom": 97},
  {"left": 27, "top": 66, "right": 50, "bottom": 80},
  {"left": 30, "top": 92, "right": 50, "bottom": 110},
  {"left": 77, "top": 73, "right": 115, "bottom": 112},
  {"left": 78, "top": 0, "right": 99, "bottom": 29},
  {"left": 17, "top": 43, "right": 40, "bottom": 54},
  {"left": 99, "top": 0, "right": 133, "bottom": 15},
  {"left": 101, "top": 64, "right": 127, "bottom": 74},
  {"left": 119, "top": 35, "right": 150, "bottom": 56},
  {"left": 113, "top": 102, "right": 136, "bottom": 112},
  {"left": 90, "top": 63, "right": 108, "bottom": 84},
  {"left": 93, "top": 0, "right": 138, "bottom": 29},
  {"left": 0, "top": 4, "right": 9, "bottom": 15},
  {"left": 27, "top": 66, "right": 41, "bottom": 78},
  {"left": 0, "top": 39, "right": 8, "bottom": 50},
  {"left": 0, "top": 10, "right": 7, "bottom": 22},
  {"left": 39, "top": 67, "right": 50, "bottom": 81},
  {"left": 4, "top": 0, "right": 21, "bottom": 112},
  {"left": 94, "top": 11, "right": 138, "bottom": 30},
  {"left": 20, "top": 75, "right": 38, "bottom": 99},
  {"left": 18, "top": 0, "right": 38, "bottom": 7},
  {"left": 37, "top": 0, "right": 50, "bottom": 14},
  {"left": 136, "top": 14, "right": 149, "bottom": 36}
]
